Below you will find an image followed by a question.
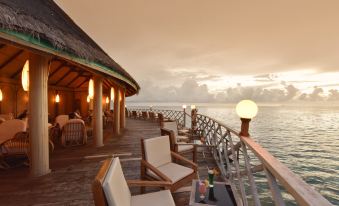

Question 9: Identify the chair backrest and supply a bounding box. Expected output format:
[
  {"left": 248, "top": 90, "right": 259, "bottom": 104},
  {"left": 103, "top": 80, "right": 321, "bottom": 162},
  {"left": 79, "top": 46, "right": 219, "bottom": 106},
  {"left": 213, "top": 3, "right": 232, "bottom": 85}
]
[
  {"left": 142, "top": 136, "right": 172, "bottom": 168},
  {"left": 62, "top": 119, "right": 86, "bottom": 146},
  {"left": 0, "top": 119, "right": 27, "bottom": 143},
  {"left": 162, "top": 121, "right": 178, "bottom": 135},
  {"left": 92, "top": 158, "right": 131, "bottom": 206},
  {"left": 0, "top": 113, "right": 14, "bottom": 121},
  {"left": 55, "top": 115, "right": 69, "bottom": 128}
]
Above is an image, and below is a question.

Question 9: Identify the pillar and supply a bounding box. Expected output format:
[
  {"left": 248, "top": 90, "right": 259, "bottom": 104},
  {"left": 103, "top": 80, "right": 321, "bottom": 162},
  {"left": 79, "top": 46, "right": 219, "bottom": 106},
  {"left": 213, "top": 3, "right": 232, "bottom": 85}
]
[
  {"left": 29, "top": 53, "right": 50, "bottom": 177},
  {"left": 113, "top": 86, "right": 120, "bottom": 136},
  {"left": 93, "top": 76, "right": 104, "bottom": 147},
  {"left": 120, "top": 89, "right": 125, "bottom": 129}
]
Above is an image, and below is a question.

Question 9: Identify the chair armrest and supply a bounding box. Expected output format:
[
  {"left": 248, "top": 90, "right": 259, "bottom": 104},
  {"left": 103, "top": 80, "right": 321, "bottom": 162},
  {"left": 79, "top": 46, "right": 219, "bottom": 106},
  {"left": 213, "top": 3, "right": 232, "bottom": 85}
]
[
  {"left": 160, "top": 128, "right": 171, "bottom": 136},
  {"left": 171, "top": 151, "right": 197, "bottom": 171},
  {"left": 141, "top": 159, "right": 172, "bottom": 182},
  {"left": 127, "top": 180, "right": 172, "bottom": 188}
]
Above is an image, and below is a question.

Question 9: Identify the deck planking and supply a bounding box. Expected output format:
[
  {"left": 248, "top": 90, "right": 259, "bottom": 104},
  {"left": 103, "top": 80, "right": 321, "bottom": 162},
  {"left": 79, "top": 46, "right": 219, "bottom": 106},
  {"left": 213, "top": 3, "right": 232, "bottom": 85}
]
[{"left": 0, "top": 118, "right": 218, "bottom": 206}]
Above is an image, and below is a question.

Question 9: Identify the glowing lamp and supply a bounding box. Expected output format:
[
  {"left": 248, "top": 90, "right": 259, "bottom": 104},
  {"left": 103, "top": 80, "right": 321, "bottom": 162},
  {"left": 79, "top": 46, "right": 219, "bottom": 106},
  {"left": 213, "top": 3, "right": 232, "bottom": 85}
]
[
  {"left": 182, "top": 105, "right": 187, "bottom": 109},
  {"left": 55, "top": 94, "right": 60, "bottom": 103},
  {"left": 88, "top": 79, "right": 94, "bottom": 99},
  {"left": 191, "top": 105, "right": 196, "bottom": 110},
  {"left": 236, "top": 100, "right": 258, "bottom": 137},
  {"left": 86, "top": 95, "right": 90, "bottom": 103},
  {"left": 110, "top": 87, "right": 114, "bottom": 100},
  {"left": 0, "top": 89, "right": 2, "bottom": 101},
  {"left": 106, "top": 96, "right": 109, "bottom": 104},
  {"left": 22, "top": 60, "right": 29, "bottom": 91},
  {"left": 236, "top": 100, "right": 258, "bottom": 119}
]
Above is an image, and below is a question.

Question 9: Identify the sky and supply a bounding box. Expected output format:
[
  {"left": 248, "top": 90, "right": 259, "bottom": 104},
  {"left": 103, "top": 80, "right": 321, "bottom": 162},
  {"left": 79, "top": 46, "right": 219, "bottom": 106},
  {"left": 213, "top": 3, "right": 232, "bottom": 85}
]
[{"left": 55, "top": 0, "right": 339, "bottom": 103}]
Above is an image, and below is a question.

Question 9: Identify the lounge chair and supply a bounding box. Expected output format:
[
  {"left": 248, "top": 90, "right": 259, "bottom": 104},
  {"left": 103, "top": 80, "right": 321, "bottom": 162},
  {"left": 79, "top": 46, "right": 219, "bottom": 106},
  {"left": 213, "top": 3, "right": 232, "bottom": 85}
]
[
  {"left": 141, "top": 136, "right": 197, "bottom": 192},
  {"left": 61, "top": 119, "right": 87, "bottom": 147},
  {"left": 92, "top": 157, "right": 175, "bottom": 206}
]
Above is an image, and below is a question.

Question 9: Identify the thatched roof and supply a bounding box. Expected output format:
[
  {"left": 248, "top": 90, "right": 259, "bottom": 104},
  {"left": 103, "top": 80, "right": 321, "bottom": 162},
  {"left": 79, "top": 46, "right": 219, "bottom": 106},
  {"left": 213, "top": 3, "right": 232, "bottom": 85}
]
[{"left": 0, "top": 0, "right": 139, "bottom": 94}]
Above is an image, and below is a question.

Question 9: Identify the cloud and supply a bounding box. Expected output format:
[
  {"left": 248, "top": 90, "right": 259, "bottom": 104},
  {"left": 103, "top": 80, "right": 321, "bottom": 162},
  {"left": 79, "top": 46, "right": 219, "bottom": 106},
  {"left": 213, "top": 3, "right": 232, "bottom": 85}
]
[{"left": 128, "top": 79, "right": 306, "bottom": 103}]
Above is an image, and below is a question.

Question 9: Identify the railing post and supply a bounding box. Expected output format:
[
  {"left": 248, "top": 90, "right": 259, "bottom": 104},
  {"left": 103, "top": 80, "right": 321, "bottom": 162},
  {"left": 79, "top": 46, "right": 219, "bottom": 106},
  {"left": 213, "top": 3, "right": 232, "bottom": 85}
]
[
  {"left": 228, "top": 131, "right": 248, "bottom": 206},
  {"left": 241, "top": 141, "right": 261, "bottom": 206},
  {"left": 264, "top": 167, "right": 286, "bottom": 206}
]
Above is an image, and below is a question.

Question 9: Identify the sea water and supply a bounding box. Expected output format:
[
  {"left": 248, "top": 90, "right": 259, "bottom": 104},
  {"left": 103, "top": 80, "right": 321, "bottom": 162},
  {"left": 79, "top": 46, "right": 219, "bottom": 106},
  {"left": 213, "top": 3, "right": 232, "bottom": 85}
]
[{"left": 127, "top": 102, "right": 339, "bottom": 205}]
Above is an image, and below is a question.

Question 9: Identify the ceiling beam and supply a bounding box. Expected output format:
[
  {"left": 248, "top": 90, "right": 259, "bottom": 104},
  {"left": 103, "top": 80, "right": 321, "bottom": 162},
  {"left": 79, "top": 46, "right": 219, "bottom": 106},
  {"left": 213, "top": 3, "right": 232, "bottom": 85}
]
[
  {"left": 0, "top": 44, "right": 6, "bottom": 50},
  {"left": 0, "top": 50, "right": 24, "bottom": 70},
  {"left": 49, "top": 63, "right": 67, "bottom": 78},
  {"left": 76, "top": 78, "right": 89, "bottom": 88},
  {"left": 10, "top": 65, "right": 24, "bottom": 79},
  {"left": 66, "top": 71, "right": 84, "bottom": 87},
  {"left": 53, "top": 68, "right": 73, "bottom": 85}
]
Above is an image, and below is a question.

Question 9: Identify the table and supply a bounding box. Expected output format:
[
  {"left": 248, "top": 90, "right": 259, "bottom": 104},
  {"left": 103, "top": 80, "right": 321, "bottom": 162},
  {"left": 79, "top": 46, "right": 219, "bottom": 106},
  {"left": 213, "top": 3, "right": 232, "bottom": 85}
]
[{"left": 189, "top": 180, "right": 236, "bottom": 206}]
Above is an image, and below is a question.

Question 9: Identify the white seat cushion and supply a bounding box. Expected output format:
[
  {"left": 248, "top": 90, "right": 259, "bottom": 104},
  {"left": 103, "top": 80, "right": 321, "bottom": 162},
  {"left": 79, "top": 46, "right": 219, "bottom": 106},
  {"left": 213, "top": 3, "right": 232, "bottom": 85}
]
[
  {"left": 177, "top": 144, "right": 194, "bottom": 152},
  {"left": 162, "top": 122, "right": 178, "bottom": 135},
  {"left": 55, "top": 115, "right": 69, "bottom": 129},
  {"left": 102, "top": 158, "right": 131, "bottom": 206},
  {"left": 131, "top": 190, "right": 175, "bottom": 206},
  {"left": 143, "top": 136, "right": 172, "bottom": 168},
  {"left": 147, "top": 162, "right": 194, "bottom": 183},
  {"left": 176, "top": 135, "right": 189, "bottom": 142},
  {"left": 0, "top": 119, "right": 26, "bottom": 144}
]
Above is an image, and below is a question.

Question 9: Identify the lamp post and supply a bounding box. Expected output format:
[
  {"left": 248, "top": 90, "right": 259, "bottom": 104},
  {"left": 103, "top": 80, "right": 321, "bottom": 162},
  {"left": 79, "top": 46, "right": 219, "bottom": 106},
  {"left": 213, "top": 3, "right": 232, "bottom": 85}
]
[
  {"left": 191, "top": 104, "right": 197, "bottom": 131},
  {"left": 55, "top": 92, "right": 60, "bottom": 116},
  {"left": 105, "top": 96, "right": 109, "bottom": 111},
  {"left": 182, "top": 104, "right": 186, "bottom": 127},
  {"left": 236, "top": 100, "right": 258, "bottom": 137},
  {"left": 0, "top": 88, "right": 2, "bottom": 113}
]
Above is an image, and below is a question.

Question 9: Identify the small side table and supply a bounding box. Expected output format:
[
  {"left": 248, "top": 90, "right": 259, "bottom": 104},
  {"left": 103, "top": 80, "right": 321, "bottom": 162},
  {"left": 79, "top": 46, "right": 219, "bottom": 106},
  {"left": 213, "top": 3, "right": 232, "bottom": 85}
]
[{"left": 189, "top": 180, "right": 236, "bottom": 206}]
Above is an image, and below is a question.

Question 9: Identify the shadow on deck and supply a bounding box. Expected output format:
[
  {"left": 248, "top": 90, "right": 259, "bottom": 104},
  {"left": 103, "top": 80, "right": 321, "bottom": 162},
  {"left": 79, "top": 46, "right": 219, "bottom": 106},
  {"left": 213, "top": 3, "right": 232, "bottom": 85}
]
[{"left": 0, "top": 118, "right": 217, "bottom": 206}]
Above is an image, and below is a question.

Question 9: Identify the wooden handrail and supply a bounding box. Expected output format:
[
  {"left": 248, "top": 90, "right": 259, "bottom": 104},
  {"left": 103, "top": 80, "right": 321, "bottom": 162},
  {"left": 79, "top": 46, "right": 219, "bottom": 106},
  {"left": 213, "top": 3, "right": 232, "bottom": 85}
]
[{"left": 240, "top": 135, "right": 332, "bottom": 206}]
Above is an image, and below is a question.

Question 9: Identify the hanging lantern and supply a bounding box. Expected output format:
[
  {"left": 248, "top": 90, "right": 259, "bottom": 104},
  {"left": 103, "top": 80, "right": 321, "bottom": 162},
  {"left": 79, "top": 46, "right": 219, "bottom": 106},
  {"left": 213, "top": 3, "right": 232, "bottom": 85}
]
[
  {"left": 0, "top": 89, "right": 3, "bottom": 102},
  {"left": 55, "top": 93, "right": 60, "bottom": 103},
  {"left": 22, "top": 60, "right": 29, "bottom": 91},
  {"left": 110, "top": 87, "right": 114, "bottom": 100},
  {"left": 88, "top": 79, "right": 94, "bottom": 99},
  {"left": 106, "top": 96, "right": 109, "bottom": 104},
  {"left": 86, "top": 95, "right": 90, "bottom": 103}
]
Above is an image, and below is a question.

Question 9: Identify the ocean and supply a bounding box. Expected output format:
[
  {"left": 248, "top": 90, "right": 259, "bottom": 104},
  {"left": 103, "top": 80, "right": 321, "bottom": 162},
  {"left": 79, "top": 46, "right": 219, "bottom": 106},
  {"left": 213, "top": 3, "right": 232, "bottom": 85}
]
[{"left": 126, "top": 102, "right": 339, "bottom": 205}]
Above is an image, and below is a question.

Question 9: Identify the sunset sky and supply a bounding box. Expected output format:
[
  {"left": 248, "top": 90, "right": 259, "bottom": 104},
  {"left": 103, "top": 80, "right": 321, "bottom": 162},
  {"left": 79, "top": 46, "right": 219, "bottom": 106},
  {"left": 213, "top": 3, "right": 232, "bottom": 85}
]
[{"left": 56, "top": 0, "right": 339, "bottom": 103}]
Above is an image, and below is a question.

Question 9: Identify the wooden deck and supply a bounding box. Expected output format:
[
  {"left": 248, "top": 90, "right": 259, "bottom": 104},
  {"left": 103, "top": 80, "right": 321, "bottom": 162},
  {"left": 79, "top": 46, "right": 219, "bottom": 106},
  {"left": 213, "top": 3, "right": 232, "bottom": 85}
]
[{"left": 0, "top": 118, "right": 218, "bottom": 206}]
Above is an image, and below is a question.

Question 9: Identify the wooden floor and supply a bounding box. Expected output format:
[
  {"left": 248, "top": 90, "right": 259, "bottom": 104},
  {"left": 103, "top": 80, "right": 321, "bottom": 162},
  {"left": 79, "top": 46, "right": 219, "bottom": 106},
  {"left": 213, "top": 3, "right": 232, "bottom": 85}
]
[{"left": 0, "top": 118, "right": 218, "bottom": 206}]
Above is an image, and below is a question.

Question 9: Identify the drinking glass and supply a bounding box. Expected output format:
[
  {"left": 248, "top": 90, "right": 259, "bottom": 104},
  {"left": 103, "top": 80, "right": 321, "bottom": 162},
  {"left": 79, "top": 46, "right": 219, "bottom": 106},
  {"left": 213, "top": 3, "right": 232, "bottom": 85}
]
[
  {"left": 208, "top": 169, "right": 214, "bottom": 187},
  {"left": 198, "top": 181, "right": 207, "bottom": 202}
]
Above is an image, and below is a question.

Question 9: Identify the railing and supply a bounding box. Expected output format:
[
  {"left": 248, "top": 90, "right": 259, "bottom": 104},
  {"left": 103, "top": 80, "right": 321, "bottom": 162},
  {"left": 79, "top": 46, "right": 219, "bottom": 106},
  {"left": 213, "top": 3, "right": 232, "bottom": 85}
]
[{"left": 127, "top": 108, "right": 333, "bottom": 206}]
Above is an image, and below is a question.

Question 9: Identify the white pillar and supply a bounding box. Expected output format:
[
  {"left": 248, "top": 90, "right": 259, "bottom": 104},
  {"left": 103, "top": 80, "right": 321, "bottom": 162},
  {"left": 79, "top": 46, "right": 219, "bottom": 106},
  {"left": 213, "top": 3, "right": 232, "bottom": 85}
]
[
  {"left": 120, "top": 89, "right": 125, "bottom": 129},
  {"left": 93, "top": 76, "right": 104, "bottom": 147},
  {"left": 29, "top": 53, "right": 50, "bottom": 177},
  {"left": 113, "top": 86, "right": 120, "bottom": 136}
]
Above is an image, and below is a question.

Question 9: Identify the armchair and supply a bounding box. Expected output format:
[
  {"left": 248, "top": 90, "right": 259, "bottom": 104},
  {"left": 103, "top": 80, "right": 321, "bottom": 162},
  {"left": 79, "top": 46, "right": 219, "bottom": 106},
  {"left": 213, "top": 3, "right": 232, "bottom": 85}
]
[
  {"left": 141, "top": 136, "right": 197, "bottom": 192},
  {"left": 92, "top": 157, "right": 175, "bottom": 206}
]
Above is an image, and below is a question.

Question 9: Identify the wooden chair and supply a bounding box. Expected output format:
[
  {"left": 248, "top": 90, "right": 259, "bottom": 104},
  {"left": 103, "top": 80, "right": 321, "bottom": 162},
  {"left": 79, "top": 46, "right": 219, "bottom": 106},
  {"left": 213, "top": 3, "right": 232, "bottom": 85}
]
[
  {"left": 141, "top": 136, "right": 197, "bottom": 192},
  {"left": 141, "top": 111, "right": 149, "bottom": 120},
  {"left": 61, "top": 119, "right": 87, "bottom": 147},
  {"left": 148, "top": 112, "right": 157, "bottom": 122},
  {"left": 161, "top": 128, "right": 196, "bottom": 162},
  {"left": 92, "top": 157, "right": 175, "bottom": 206},
  {"left": 162, "top": 121, "right": 189, "bottom": 142},
  {"left": 132, "top": 111, "right": 138, "bottom": 119},
  {"left": 157, "top": 113, "right": 172, "bottom": 127}
]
